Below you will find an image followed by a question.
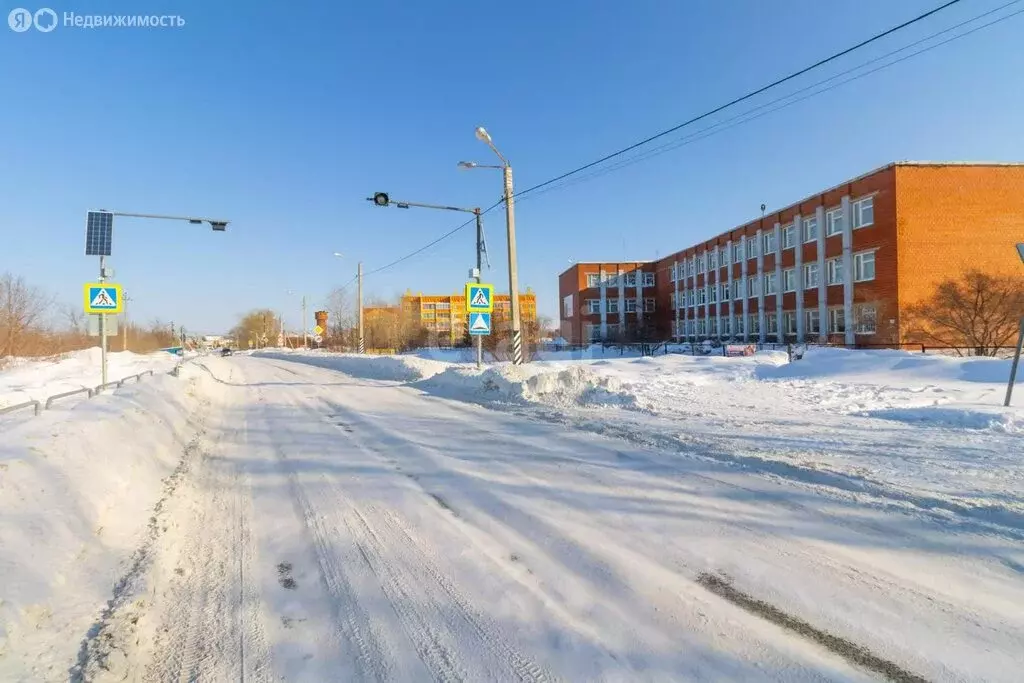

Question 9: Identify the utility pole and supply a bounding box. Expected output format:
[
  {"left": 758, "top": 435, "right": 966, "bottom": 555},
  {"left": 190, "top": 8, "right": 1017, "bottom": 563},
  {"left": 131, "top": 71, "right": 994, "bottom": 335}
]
[
  {"left": 358, "top": 261, "right": 365, "bottom": 354},
  {"left": 122, "top": 293, "right": 131, "bottom": 352},
  {"left": 302, "top": 296, "right": 308, "bottom": 349},
  {"left": 474, "top": 208, "right": 484, "bottom": 368},
  {"left": 503, "top": 164, "right": 523, "bottom": 365}
]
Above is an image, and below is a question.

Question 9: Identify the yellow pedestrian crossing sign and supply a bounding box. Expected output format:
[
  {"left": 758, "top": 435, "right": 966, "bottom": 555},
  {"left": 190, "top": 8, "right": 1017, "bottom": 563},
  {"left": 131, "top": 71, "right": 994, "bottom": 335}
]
[
  {"left": 83, "top": 283, "right": 123, "bottom": 314},
  {"left": 465, "top": 283, "right": 494, "bottom": 313}
]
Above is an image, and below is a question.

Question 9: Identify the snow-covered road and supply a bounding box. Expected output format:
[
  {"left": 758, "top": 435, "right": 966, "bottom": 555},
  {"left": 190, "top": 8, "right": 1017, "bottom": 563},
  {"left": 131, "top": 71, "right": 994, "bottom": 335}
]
[{"left": 55, "top": 353, "right": 1020, "bottom": 683}]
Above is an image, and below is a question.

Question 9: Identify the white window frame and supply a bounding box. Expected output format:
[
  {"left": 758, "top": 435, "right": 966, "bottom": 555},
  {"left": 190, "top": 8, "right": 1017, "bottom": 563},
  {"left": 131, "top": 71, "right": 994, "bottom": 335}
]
[
  {"left": 783, "top": 268, "right": 797, "bottom": 293},
  {"left": 748, "top": 277, "right": 761, "bottom": 298},
  {"left": 733, "top": 243, "right": 744, "bottom": 263},
  {"left": 766, "top": 313, "right": 779, "bottom": 334},
  {"left": 825, "top": 208, "right": 843, "bottom": 237},
  {"left": 763, "top": 232, "right": 777, "bottom": 254},
  {"left": 803, "top": 263, "right": 819, "bottom": 289},
  {"left": 805, "top": 309, "right": 821, "bottom": 335},
  {"left": 723, "top": 315, "right": 732, "bottom": 336},
  {"left": 747, "top": 238, "right": 759, "bottom": 258},
  {"left": 748, "top": 314, "right": 760, "bottom": 334},
  {"left": 720, "top": 283, "right": 730, "bottom": 302},
  {"left": 643, "top": 272, "right": 655, "bottom": 287},
  {"left": 855, "top": 305, "right": 877, "bottom": 335},
  {"left": 827, "top": 257, "right": 843, "bottom": 286},
  {"left": 709, "top": 285, "right": 717, "bottom": 304},
  {"left": 585, "top": 324, "right": 601, "bottom": 341},
  {"left": 829, "top": 308, "right": 846, "bottom": 334},
  {"left": 625, "top": 299, "right": 637, "bottom": 313},
  {"left": 709, "top": 251, "right": 718, "bottom": 270},
  {"left": 710, "top": 317, "right": 719, "bottom": 335},
  {"left": 853, "top": 196, "right": 875, "bottom": 229},
  {"left": 732, "top": 280, "right": 741, "bottom": 300},
  {"left": 853, "top": 250, "right": 876, "bottom": 282},
  {"left": 802, "top": 217, "right": 819, "bottom": 244},
  {"left": 586, "top": 299, "right": 601, "bottom": 314},
  {"left": 784, "top": 311, "right": 797, "bottom": 335},
  {"left": 644, "top": 297, "right": 656, "bottom": 313},
  {"left": 782, "top": 224, "right": 796, "bottom": 250},
  {"left": 624, "top": 272, "right": 638, "bottom": 287},
  {"left": 606, "top": 299, "right": 619, "bottom": 314},
  {"left": 697, "top": 317, "right": 707, "bottom": 335},
  {"left": 563, "top": 295, "right": 573, "bottom": 318},
  {"left": 764, "top": 272, "right": 778, "bottom": 295},
  {"left": 586, "top": 273, "right": 601, "bottom": 288},
  {"left": 697, "top": 288, "right": 707, "bottom": 306}
]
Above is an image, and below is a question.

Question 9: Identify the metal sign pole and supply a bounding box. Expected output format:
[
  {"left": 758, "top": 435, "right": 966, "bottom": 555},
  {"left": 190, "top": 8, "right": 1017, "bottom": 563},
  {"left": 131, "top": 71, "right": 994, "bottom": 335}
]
[
  {"left": 1004, "top": 317, "right": 1024, "bottom": 407},
  {"left": 98, "top": 256, "right": 108, "bottom": 387}
]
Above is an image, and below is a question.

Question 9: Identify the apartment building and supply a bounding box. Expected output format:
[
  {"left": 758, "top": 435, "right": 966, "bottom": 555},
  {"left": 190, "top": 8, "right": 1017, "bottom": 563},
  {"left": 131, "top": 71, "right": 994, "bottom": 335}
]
[
  {"left": 401, "top": 289, "right": 538, "bottom": 346},
  {"left": 559, "top": 162, "right": 1024, "bottom": 345}
]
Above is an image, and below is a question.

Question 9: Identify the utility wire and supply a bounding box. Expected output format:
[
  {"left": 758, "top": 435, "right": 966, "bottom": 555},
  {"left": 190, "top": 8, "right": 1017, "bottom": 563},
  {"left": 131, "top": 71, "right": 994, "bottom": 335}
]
[
  {"left": 513, "top": 0, "right": 965, "bottom": 199},
  {"left": 518, "top": 1, "right": 1024, "bottom": 203},
  {"left": 360, "top": 0, "right": 998, "bottom": 281}
]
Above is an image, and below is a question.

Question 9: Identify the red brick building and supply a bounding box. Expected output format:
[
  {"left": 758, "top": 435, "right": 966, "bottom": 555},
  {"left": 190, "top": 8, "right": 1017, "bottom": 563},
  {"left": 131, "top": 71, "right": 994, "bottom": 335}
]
[{"left": 558, "top": 162, "right": 1024, "bottom": 345}]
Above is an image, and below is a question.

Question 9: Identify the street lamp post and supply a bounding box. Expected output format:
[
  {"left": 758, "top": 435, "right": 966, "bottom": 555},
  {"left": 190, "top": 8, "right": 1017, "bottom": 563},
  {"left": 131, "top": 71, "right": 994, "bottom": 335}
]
[
  {"left": 458, "top": 125, "right": 524, "bottom": 364},
  {"left": 368, "top": 194, "right": 488, "bottom": 368},
  {"left": 1004, "top": 243, "right": 1024, "bottom": 406},
  {"left": 86, "top": 210, "right": 229, "bottom": 386}
]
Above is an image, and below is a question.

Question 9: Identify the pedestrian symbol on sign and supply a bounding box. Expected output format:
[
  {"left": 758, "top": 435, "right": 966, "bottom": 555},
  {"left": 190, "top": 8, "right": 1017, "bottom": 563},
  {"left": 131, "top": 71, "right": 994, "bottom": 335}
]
[{"left": 91, "top": 289, "right": 115, "bottom": 308}]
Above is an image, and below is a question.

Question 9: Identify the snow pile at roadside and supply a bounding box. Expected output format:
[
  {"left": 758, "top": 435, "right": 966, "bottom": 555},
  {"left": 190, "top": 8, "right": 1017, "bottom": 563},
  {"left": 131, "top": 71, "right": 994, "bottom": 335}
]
[
  {"left": 0, "top": 347, "right": 179, "bottom": 409},
  {"left": 254, "top": 350, "right": 450, "bottom": 382},
  {"left": 416, "top": 362, "right": 640, "bottom": 408},
  {"left": 0, "top": 362, "right": 222, "bottom": 680}
]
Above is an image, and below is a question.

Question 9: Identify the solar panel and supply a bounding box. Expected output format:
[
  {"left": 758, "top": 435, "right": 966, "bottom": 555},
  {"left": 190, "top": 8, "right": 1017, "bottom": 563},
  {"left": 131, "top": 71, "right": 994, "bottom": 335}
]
[{"left": 85, "top": 211, "right": 113, "bottom": 256}]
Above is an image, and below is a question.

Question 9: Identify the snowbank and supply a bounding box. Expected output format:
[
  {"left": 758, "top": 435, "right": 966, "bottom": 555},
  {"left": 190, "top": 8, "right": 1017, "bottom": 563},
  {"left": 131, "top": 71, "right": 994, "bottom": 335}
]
[
  {"left": 254, "top": 350, "right": 450, "bottom": 382},
  {"left": 0, "top": 361, "right": 224, "bottom": 680},
  {"left": 0, "top": 348, "right": 179, "bottom": 410}
]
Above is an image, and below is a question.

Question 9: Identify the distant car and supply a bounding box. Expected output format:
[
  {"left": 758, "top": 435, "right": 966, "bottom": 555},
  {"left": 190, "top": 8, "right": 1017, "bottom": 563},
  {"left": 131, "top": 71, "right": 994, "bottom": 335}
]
[{"left": 220, "top": 347, "right": 233, "bottom": 357}]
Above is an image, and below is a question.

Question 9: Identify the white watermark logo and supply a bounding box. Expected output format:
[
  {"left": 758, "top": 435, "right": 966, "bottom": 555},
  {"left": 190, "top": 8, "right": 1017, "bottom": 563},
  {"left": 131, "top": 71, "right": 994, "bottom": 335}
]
[{"left": 7, "top": 8, "right": 185, "bottom": 32}]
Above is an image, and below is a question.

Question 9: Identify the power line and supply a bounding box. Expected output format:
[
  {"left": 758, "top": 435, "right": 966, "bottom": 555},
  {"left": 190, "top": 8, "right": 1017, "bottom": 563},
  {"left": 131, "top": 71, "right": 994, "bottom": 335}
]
[
  {"left": 357, "top": 0, "right": 990, "bottom": 282},
  {"left": 518, "top": 1, "right": 1024, "bottom": 203},
  {"left": 514, "top": 0, "right": 965, "bottom": 199}
]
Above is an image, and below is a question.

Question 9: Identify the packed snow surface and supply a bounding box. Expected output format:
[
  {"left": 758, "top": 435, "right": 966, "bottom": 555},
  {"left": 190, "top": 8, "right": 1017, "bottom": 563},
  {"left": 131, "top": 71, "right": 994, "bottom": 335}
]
[{"left": 0, "top": 347, "right": 1021, "bottom": 681}]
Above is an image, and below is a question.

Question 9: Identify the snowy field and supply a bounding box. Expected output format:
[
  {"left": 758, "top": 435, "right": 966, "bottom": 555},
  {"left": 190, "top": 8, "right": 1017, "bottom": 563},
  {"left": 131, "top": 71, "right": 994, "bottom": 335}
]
[
  {"left": 0, "top": 348, "right": 180, "bottom": 411},
  {"left": 0, "top": 347, "right": 1021, "bottom": 681}
]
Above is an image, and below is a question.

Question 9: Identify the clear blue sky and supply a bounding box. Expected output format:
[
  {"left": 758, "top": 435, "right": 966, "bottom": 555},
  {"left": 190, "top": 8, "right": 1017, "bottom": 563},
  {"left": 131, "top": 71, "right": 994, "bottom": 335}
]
[{"left": 3, "top": 0, "right": 1023, "bottom": 334}]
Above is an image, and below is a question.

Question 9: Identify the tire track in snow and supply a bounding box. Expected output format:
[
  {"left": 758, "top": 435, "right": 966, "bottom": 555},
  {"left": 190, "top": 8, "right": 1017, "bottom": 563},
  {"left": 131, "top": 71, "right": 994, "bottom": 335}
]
[{"left": 262, "top": 382, "right": 554, "bottom": 683}]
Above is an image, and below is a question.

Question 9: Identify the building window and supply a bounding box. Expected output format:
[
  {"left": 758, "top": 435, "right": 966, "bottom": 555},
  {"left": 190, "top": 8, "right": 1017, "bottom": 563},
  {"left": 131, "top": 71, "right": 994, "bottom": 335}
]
[
  {"left": 625, "top": 299, "right": 638, "bottom": 313},
  {"left": 709, "top": 285, "right": 717, "bottom": 304},
  {"left": 697, "top": 288, "right": 707, "bottom": 306},
  {"left": 747, "top": 238, "right": 759, "bottom": 258},
  {"left": 436, "top": 302, "right": 451, "bottom": 311},
  {"left": 853, "top": 196, "right": 875, "bottom": 229},
  {"left": 826, "top": 208, "right": 843, "bottom": 237},
  {"left": 829, "top": 308, "right": 846, "bottom": 334},
  {"left": 586, "top": 299, "right": 601, "bottom": 314},
  {"left": 827, "top": 257, "right": 843, "bottom": 285},
  {"left": 733, "top": 243, "right": 744, "bottom": 263},
  {"left": 585, "top": 324, "right": 601, "bottom": 341},
  {"left": 749, "top": 314, "right": 760, "bottom": 334},
  {"left": 710, "top": 317, "right": 719, "bottom": 335},
  {"left": 606, "top": 323, "right": 620, "bottom": 338},
  {"left": 721, "top": 283, "right": 730, "bottom": 302},
  {"left": 763, "top": 232, "right": 777, "bottom": 254},
  {"left": 764, "top": 272, "right": 778, "bottom": 295},
  {"left": 709, "top": 251, "right": 718, "bottom": 270},
  {"left": 855, "top": 305, "right": 877, "bottom": 334},
  {"left": 606, "top": 273, "right": 620, "bottom": 287},
  {"left": 643, "top": 272, "right": 655, "bottom": 287},
  {"left": 697, "top": 255, "right": 706, "bottom": 274},
  {"left": 563, "top": 295, "right": 573, "bottom": 318},
  {"left": 688, "top": 260, "right": 695, "bottom": 277},
  {"left": 782, "top": 224, "right": 796, "bottom": 249},
  {"left": 766, "top": 313, "right": 779, "bottom": 335},
  {"left": 671, "top": 264, "right": 678, "bottom": 282},
  {"left": 723, "top": 315, "right": 732, "bottom": 336},
  {"left": 587, "top": 274, "right": 601, "bottom": 288},
  {"left": 854, "top": 251, "right": 876, "bottom": 282},
  {"left": 422, "top": 302, "right": 435, "bottom": 309},
  {"left": 784, "top": 311, "right": 797, "bottom": 335},
  {"left": 624, "top": 272, "right": 637, "bottom": 287},
  {"left": 806, "top": 310, "right": 821, "bottom": 335},
  {"left": 783, "top": 268, "right": 797, "bottom": 293},
  {"left": 606, "top": 299, "right": 619, "bottom": 314},
  {"left": 732, "top": 280, "right": 742, "bottom": 300},
  {"left": 697, "top": 317, "right": 707, "bottom": 335},
  {"left": 748, "top": 277, "right": 761, "bottom": 298},
  {"left": 422, "top": 311, "right": 435, "bottom": 320},
  {"left": 804, "top": 263, "right": 820, "bottom": 289},
  {"left": 644, "top": 297, "right": 656, "bottom": 312},
  {"left": 802, "top": 217, "right": 819, "bottom": 243}
]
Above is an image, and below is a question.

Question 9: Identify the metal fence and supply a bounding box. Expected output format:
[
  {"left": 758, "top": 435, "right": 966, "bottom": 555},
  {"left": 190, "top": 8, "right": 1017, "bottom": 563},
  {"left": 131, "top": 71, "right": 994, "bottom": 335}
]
[{"left": 1, "top": 369, "right": 160, "bottom": 422}]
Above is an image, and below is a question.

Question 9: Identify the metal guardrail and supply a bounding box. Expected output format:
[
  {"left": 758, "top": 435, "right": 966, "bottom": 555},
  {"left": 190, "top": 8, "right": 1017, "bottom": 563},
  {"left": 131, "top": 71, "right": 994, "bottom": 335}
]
[
  {"left": 0, "top": 400, "right": 41, "bottom": 417},
  {"left": 44, "top": 387, "right": 95, "bottom": 409},
  {"left": 5, "top": 368, "right": 162, "bottom": 420}
]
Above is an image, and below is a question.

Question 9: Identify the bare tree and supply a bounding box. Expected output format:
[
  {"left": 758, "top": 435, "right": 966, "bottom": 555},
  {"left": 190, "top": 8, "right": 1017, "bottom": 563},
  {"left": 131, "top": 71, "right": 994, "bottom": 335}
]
[
  {"left": 62, "top": 303, "right": 85, "bottom": 333},
  {"left": 230, "top": 308, "right": 280, "bottom": 348},
  {"left": 905, "top": 271, "right": 1024, "bottom": 356},
  {"left": 0, "top": 273, "right": 52, "bottom": 357}
]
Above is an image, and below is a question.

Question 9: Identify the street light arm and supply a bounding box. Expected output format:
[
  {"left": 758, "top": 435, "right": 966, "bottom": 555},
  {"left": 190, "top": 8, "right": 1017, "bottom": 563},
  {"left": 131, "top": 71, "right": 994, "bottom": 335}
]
[
  {"left": 105, "top": 211, "right": 230, "bottom": 225},
  {"left": 368, "top": 197, "right": 479, "bottom": 214}
]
